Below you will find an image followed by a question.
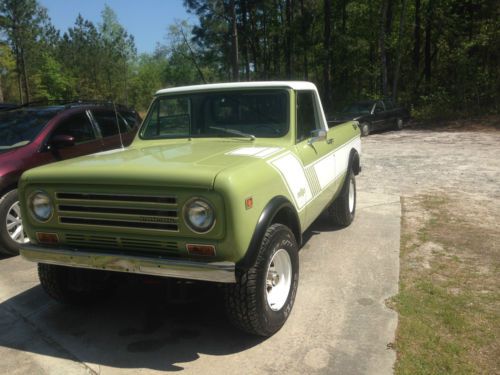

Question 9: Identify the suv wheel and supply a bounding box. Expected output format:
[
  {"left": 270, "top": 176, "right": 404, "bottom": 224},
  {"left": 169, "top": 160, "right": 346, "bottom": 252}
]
[
  {"left": 225, "top": 223, "right": 299, "bottom": 336},
  {"left": 329, "top": 169, "right": 356, "bottom": 227},
  {"left": 0, "top": 189, "right": 28, "bottom": 255}
]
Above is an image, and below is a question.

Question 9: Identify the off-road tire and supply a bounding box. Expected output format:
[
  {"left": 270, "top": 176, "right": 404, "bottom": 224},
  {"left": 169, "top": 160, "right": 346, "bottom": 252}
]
[
  {"left": 329, "top": 169, "right": 356, "bottom": 227},
  {"left": 360, "top": 123, "right": 370, "bottom": 137},
  {"left": 0, "top": 189, "right": 25, "bottom": 255},
  {"left": 38, "top": 264, "right": 115, "bottom": 305},
  {"left": 225, "top": 223, "right": 299, "bottom": 336}
]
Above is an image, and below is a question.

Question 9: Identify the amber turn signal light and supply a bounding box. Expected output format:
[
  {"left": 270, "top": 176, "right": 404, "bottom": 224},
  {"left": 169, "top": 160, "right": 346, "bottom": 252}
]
[
  {"left": 186, "top": 244, "right": 216, "bottom": 256},
  {"left": 36, "top": 232, "right": 59, "bottom": 244}
]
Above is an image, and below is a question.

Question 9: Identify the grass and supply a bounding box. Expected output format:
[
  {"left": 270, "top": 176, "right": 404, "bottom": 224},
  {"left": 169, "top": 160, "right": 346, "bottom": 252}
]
[{"left": 390, "top": 195, "right": 500, "bottom": 374}]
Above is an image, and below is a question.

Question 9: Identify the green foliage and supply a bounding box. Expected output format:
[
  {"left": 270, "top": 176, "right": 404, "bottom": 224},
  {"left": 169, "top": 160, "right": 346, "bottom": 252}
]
[{"left": 0, "top": 0, "right": 498, "bottom": 115}]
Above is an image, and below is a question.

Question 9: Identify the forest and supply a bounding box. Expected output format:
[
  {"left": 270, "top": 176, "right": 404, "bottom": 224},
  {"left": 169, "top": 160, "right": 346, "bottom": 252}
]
[{"left": 0, "top": 0, "right": 498, "bottom": 119}]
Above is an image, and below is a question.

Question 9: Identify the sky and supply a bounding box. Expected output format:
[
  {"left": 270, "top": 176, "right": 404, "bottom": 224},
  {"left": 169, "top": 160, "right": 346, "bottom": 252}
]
[{"left": 39, "top": 0, "right": 195, "bottom": 54}]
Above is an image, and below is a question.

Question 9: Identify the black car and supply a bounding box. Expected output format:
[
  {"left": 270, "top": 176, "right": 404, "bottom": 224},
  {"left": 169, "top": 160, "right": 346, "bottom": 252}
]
[{"left": 328, "top": 99, "right": 410, "bottom": 136}]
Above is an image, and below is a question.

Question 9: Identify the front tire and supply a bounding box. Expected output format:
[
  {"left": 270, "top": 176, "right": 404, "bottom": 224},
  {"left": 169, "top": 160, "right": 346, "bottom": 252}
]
[
  {"left": 329, "top": 169, "right": 356, "bottom": 227},
  {"left": 225, "top": 223, "right": 299, "bottom": 336},
  {"left": 0, "top": 189, "right": 29, "bottom": 255},
  {"left": 38, "top": 264, "right": 115, "bottom": 305}
]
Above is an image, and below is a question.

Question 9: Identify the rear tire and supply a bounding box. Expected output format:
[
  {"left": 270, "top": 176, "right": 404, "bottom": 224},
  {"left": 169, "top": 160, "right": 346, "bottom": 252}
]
[
  {"left": 38, "top": 264, "right": 115, "bottom": 305},
  {"left": 329, "top": 169, "right": 356, "bottom": 227},
  {"left": 0, "top": 189, "right": 28, "bottom": 255},
  {"left": 395, "top": 118, "right": 403, "bottom": 130},
  {"left": 360, "top": 123, "right": 370, "bottom": 137},
  {"left": 225, "top": 224, "right": 299, "bottom": 336}
]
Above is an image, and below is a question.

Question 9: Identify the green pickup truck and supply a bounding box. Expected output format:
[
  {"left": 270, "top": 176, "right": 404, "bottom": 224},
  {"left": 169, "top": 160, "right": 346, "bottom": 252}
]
[{"left": 19, "top": 82, "right": 361, "bottom": 336}]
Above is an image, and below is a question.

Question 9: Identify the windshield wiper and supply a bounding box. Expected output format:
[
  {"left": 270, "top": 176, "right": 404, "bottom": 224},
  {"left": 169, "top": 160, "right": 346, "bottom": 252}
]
[{"left": 209, "top": 126, "right": 255, "bottom": 141}]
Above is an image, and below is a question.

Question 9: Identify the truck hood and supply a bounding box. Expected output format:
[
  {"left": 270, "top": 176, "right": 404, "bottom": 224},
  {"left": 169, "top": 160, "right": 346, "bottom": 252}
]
[{"left": 21, "top": 140, "right": 282, "bottom": 189}]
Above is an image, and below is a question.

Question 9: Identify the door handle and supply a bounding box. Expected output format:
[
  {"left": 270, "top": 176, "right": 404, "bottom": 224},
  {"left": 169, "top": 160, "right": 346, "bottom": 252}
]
[{"left": 327, "top": 138, "right": 334, "bottom": 144}]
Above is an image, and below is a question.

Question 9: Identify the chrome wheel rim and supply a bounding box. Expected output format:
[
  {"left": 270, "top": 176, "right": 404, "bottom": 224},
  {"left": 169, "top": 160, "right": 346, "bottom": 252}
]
[
  {"left": 6, "top": 201, "right": 29, "bottom": 244},
  {"left": 266, "top": 249, "right": 292, "bottom": 311},
  {"left": 348, "top": 178, "right": 355, "bottom": 213}
]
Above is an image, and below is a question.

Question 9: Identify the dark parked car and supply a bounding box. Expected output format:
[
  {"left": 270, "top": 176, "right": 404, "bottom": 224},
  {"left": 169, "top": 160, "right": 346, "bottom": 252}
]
[
  {"left": 0, "top": 102, "right": 141, "bottom": 255},
  {"left": 328, "top": 99, "right": 410, "bottom": 136}
]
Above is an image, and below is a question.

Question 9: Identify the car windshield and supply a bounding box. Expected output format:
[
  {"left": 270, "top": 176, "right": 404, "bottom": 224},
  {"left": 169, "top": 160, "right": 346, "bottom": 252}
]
[
  {"left": 0, "top": 109, "right": 56, "bottom": 151},
  {"left": 342, "top": 102, "right": 374, "bottom": 114},
  {"left": 140, "top": 89, "right": 289, "bottom": 139}
]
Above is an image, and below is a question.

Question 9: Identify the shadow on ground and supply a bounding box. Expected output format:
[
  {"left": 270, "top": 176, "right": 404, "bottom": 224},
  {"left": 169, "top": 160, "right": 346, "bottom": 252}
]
[{"left": 0, "top": 216, "right": 342, "bottom": 372}]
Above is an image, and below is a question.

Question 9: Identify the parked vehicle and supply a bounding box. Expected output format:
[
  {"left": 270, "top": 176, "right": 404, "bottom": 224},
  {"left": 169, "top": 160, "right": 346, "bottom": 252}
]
[
  {"left": 0, "top": 102, "right": 141, "bottom": 255},
  {"left": 328, "top": 99, "right": 410, "bottom": 136},
  {"left": 0, "top": 103, "right": 19, "bottom": 111},
  {"left": 18, "top": 82, "right": 361, "bottom": 336}
]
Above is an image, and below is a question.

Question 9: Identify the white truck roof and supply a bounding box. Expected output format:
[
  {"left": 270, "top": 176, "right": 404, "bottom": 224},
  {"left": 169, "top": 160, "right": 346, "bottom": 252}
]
[{"left": 155, "top": 81, "right": 318, "bottom": 95}]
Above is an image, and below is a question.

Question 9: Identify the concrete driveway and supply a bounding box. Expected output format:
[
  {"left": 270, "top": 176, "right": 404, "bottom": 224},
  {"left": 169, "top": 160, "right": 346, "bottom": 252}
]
[{"left": 0, "top": 190, "right": 400, "bottom": 374}]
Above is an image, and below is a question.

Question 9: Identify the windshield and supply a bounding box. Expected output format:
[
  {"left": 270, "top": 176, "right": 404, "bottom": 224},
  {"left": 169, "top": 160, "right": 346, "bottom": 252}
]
[
  {"left": 0, "top": 109, "right": 55, "bottom": 151},
  {"left": 342, "top": 102, "right": 374, "bottom": 114},
  {"left": 140, "top": 89, "right": 289, "bottom": 139}
]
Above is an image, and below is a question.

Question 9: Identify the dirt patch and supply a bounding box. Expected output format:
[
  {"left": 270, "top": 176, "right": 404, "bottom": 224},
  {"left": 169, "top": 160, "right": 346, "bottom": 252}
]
[
  {"left": 358, "top": 125, "right": 500, "bottom": 374},
  {"left": 407, "top": 115, "right": 500, "bottom": 132}
]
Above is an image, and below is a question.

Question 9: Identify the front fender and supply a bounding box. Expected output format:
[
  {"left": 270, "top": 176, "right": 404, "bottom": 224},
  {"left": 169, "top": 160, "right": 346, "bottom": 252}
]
[{"left": 236, "top": 196, "right": 300, "bottom": 271}]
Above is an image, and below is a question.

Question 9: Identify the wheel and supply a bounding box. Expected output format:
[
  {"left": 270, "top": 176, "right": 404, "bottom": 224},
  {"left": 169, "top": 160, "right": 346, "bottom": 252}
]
[
  {"left": 360, "top": 123, "right": 370, "bottom": 137},
  {"left": 225, "top": 223, "right": 299, "bottom": 336},
  {"left": 395, "top": 118, "right": 403, "bottom": 130},
  {"left": 38, "top": 264, "right": 115, "bottom": 305},
  {"left": 329, "top": 169, "right": 356, "bottom": 227},
  {"left": 0, "top": 189, "right": 29, "bottom": 255}
]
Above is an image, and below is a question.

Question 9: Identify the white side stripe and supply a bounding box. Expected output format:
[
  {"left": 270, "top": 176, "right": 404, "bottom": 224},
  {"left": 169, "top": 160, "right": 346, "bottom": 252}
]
[
  {"left": 269, "top": 136, "right": 361, "bottom": 211},
  {"left": 270, "top": 153, "right": 312, "bottom": 209}
]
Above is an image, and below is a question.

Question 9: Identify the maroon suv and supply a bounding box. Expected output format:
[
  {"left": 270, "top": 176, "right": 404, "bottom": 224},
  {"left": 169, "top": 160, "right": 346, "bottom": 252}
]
[{"left": 0, "top": 102, "right": 141, "bottom": 255}]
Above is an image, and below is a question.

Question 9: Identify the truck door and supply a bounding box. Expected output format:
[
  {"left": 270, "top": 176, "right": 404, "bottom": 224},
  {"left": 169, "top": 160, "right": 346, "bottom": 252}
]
[{"left": 294, "top": 90, "right": 338, "bottom": 228}]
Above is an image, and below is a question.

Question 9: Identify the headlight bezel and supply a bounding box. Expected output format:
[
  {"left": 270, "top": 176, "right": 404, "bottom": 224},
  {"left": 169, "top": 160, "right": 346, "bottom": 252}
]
[
  {"left": 28, "top": 190, "right": 53, "bottom": 222},
  {"left": 183, "top": 197, "right": 216, "bottom": 234}
]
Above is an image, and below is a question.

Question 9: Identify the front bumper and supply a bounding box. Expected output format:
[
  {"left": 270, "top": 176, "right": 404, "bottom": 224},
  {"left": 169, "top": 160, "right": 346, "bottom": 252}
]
[{"left": 20, "top": 244, "right": 236, "bottom": 283}]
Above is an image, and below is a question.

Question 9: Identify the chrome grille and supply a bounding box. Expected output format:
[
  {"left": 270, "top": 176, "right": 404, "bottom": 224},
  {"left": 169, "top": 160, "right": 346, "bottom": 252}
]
[
  {"left": 55, "top": 192, "right": 178, "bottom": 232},
  {"left": 65, "top": 234, "right": 178, "bottom": 254}
]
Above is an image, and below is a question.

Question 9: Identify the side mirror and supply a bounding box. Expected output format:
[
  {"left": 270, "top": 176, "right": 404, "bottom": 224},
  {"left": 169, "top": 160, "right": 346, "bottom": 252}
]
[
  {"left": 49, "top": 134, "right": 75, "bottom": 149},
  {"left": 308, "top": 129, "right": 327, "bottom": 145}
]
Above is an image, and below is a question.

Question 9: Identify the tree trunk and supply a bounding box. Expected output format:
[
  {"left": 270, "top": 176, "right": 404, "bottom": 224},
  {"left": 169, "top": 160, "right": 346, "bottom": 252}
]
[
  {"left": 393, "top": 0, "right": 408, "bottom": 102},
  {"left": 300, "top": 0, "right": 308, "bottom": 80},
  {"left": 379, "top": 0, "right": 389, "bottom": 97},
  {"left": 229, "top": 0, "right": 239, "bottom": 81},
  {"left": 20, "top": 48, "right": 30, "bottom": 103},
  {"left": 285, "top": 0, "right": 293, "bottom": 79},
  {"left": 424, "top": 0, "right": 433, "bottom": 90},
  {"left": 241, "top": 0, "right": 250, "bottom": 80},
  {"left": 413, "top": 0, "right": 421, "bottom": 71},
  {"left": 323, "top": 0, "right": 332, "bottom": 107}
]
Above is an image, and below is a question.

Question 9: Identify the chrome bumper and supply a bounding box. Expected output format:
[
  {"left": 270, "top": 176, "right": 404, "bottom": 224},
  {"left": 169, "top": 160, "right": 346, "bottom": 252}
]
[{"left": 20, "top": 244, "right": 236, "bottom": 283}]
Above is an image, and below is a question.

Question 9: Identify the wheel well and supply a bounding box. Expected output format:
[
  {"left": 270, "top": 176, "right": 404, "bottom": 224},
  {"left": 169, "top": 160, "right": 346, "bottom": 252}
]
[
  {"left": 271, "top": 206, "right": 302, "bottom": 246},
  {"left": 349, "top": 149, "right": 361, "bottom": 175},
  {"left": 1, "top": 184, "right": 17, "bottom": 198}
]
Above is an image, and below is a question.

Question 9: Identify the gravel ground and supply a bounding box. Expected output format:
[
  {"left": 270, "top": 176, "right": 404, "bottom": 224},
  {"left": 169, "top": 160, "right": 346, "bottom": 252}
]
[{"left": 357, "top": 127, "right": 500, "bottom": 220}]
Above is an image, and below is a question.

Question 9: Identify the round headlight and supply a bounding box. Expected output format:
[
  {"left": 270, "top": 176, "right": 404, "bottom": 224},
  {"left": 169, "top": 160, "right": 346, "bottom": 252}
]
[
  {"left": 30, "top": 192, "right": 52, "bottom": 222},
  {"left": 184, "top": 198, "right": 215, "bottom": 233}
]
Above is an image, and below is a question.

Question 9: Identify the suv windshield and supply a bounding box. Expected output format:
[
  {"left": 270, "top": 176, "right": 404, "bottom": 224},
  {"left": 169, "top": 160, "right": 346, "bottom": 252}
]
[
  {"left": 140, "top": 89, "right": 289, "bottom": 139},
  {"left": 0, "top": 109, "right": 56, "bottom": 151}
]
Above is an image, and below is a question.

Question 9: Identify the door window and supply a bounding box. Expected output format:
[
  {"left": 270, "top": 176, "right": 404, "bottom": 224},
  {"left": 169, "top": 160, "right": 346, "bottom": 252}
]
[
  {"left": 92, "top": 110, "right": 130, "bottom": 138},
  {"left": 51, "top": 112, "right": 96, "bottom": 144},
  {"left": 296, "top": 91, "right": 320, "bottom": 142}
]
